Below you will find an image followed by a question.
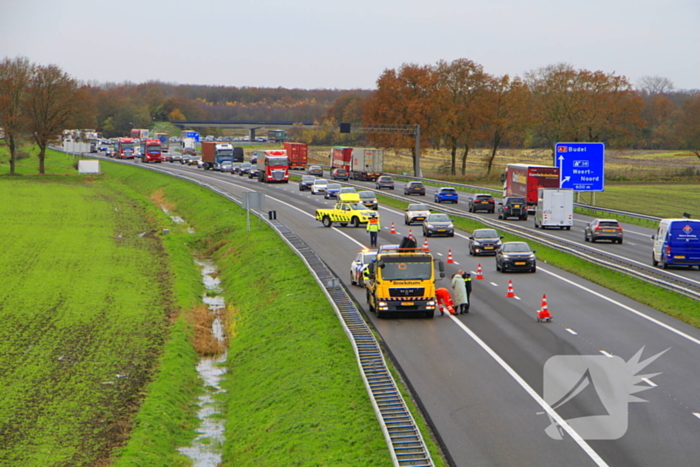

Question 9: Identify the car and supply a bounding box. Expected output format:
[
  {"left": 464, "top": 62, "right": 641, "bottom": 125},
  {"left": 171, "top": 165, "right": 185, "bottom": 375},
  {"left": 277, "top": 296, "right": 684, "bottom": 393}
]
[
  {"left": 248, "top": 168, "right": 259, "bottom": 179},
  {"left": 311, "top": 179, "right": 329, "bottom": 195},
  {"left": 238, "top": 162, "right": 252, "bottom": 175},
  {"left": 104, "top": 147, "right": 114, "bottom": 157},
  {"left": 585, "top": 219, "right": 624, "bottom": 244},
  {"left": 350, "top": 248, "right": 378, "bottom": 287},
  {"left": 183, "top": 147, "right": 196, "bottom": 156},
  {"left": 180, "top": 154, "right": 190, "bottom": 165},
  {"left": 250, "top": 156, "right": 258, "bottom": 164},
  {"left": 468, "top": 228, "right": 503, "bottom": 256},
  {"left": 468, "top": 194, "right": 495, "bottom": 213},
  {"left": 307, "top": 165, "right": 324, "bottom": 177},
  {"left": 423, "top": 213, "right": 454, "bottom": 237},
  {"left": 331, "top": 168, "right": 349, "bottom": 181},
  {"left": 299, "top": 175, "right": 316, "bottom": 191},
  {"left": 324, "top": 183, "right": 342, "bottom": 199},
  {"left": 434, "top": 187, "right": 459, "bottom": 204},
  {"left": 170, "top": 153, "right": 182, "bottom": 163},
  {"left": 404, "top": 181, "right": 426, "bottom": 196},
  {"left": 497, "top": 197, "right": 528, "bottom": 220},
  {"left": 218, "top": 161, "right": 233, "bottom": 173},
  {"left": 375, "top": 175, "right": 394, "bottom": 190},
  {"left": 339, "top": 187, "right": 357, "bottom": 196},
  {"left": 315, "top": 193, "right": 379, "bottom": 228},
  {"left": 358, "top": 191, "right": 378, "bottom": 210},
  {"left": 188, "top": 155, "right": 202, "bottom": 167},
  {"left": 496, "top": 241, "right": 537, "bottom": 273},
  {"left": 230, "top": 162, "right": 243, "bottom": 174},
  {"left": 404, "top": 204, "right": 431, "bottom": 225}
]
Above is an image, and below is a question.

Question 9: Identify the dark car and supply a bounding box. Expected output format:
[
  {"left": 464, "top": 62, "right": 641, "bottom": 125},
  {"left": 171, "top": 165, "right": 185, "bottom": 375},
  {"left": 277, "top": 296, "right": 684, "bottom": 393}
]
[
  {"left": 497, "top": 197, "right": 527, "bottom": 220},
  {"left": 299, "top": 175, "right": 316, "bottom": 191},
  {"left": 324, "top": 183, "right": 342, "bottom": 199},
  {"left": 375, "top": 175, "right": 394, "bottom": 190},
  {"left": 423, "top": 213, "right": 454, "bottom": 237},
  {"left": 331, "top": 168, "right": 349, "bottom": 181},
  {"left": 180, "top": 154, "right": 191, "bottom": 165},
  {"left": 307, "top": 165, "right": 324, "bottom": 177},
  {"left": 358, "top": 191, "right": 378, "bottom": 210},
  {"left": 404, "top": 181, "right": 426, "bottom": 196},
  {"left": 248, "top": 168, "right": 259, "bottom": 178},
  {"left": 238, "top": 162, "right": 252, "bottom": 175},
  {"left": 434, "top": 187, "right": 459, "bottom": 204},
  {"left": 496, "top": 241, "right": 537, "bottom": 273},
  {"left": 585, "top": 219, "right": 624, "bottom": 244},
  {"left": 468, "top": 228, "right": 503, "bottom": 256},
  {"left": 468, "top": 194, "right": 495, "bottom": 213}
]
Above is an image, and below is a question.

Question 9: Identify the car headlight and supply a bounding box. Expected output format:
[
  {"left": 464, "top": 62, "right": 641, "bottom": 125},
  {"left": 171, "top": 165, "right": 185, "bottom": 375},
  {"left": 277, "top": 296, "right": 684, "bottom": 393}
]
[
  {"left": 378, "top": 301, "right": 387, "bottom": 307},
  {"left": 426, "top": 223, "right": 433, "bottom": 229}
]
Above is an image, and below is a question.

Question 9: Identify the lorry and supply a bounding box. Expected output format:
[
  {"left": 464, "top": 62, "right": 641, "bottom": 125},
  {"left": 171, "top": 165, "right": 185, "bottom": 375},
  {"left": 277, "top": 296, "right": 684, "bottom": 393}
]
[
  {"left": 140, "top": 139, "right": 163, "bottom": 163},
  {"left": 155, "top": 133, "right": 170, "bottom": 157},
  {"left": 130, "top": 129, "right": 150, "bottom": 140},
  {"left": 366, "top": 236, "right": 445, "bottom": 319},
  {"left": 257, "top": 150, "right": 289, "bottom": 183},
  {"left": 201, "top": 141, "right": 234, "bottom": 170},
  {"left": 315, "top": 193, "right": 377, "bottom": 228},
  {"left": 268, "top": 129, "right": 286, "bottom": 142},
  {"left": 283, "top": 142, "right": 308, "bottom": 170},
  {"left": 332, "top": 147, "right": 384, "bottom": 181},
  {"left": 534, "top": 188, "right": 574, "bottom": 230},
  {"left": 115, "top": 138, "right": 137, "bottom": 159},
  {"left": 502, "top": 164, "right": 560, "bottom": 213},
  {"left": 182, "top": 137, "right": 197, "bottom": 156}
]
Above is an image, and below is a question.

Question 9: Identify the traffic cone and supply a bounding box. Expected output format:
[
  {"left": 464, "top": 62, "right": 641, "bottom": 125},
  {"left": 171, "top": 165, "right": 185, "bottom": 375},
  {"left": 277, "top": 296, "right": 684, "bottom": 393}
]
[
  {"left": 423, "top": 238, "right": 429, "bottom": 251},
  {"left": 537, "top": 294, "right": 552, "bottom": 322},
  {"left": 475, "top": 264, "right": 484, "bottom": 279},
  {"left": 505, "top": 279, "right": 516, "bottom": 297},
  {"left": 446, "top": 249, "right": 455, "bottom": 264},
  {"left": 408, "top": 229, "right": 414, "bottom": 240},
  {"left": 390, "top": 222, "right": 396, "bottom": 234}
]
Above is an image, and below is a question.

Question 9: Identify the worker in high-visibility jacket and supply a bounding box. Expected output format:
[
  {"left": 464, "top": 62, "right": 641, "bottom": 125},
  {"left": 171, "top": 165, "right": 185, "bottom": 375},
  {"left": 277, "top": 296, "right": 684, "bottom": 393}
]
[{"left": 366, "top": 213, "right": 381, "bottom": 248}]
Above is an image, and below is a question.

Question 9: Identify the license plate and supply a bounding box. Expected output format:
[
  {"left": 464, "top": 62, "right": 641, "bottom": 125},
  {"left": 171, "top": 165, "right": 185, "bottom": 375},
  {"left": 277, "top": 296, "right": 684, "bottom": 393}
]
[
  {"left": 485, "top": 246, "right": 493, "bottom": 249},
  {"left": 438, "top": 229, "right": 445, "bottom": 232},
  {"left": 514, "top": 205, "right": 521, "bottom": 208},
  {"left": 674, "top": 255, "right": 685, "bottom": 259},
  {"left": 401, "top": 302, "right": 414, "bottom": 306},
  {"left": 604, "top": 229, "right": 614, "bottom": 232},
  {"left": 416, "top": 217, "right": 425, "bottom": 221},
  {"left": 515, "top": 262, "right": 526, "bottom": 265}
]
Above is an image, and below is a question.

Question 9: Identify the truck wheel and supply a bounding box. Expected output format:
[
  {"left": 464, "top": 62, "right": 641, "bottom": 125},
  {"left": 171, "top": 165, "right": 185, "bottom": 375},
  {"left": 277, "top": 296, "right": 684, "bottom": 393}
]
[
  {"left": 350, "top": 217, "right": 360, "bottom": 228},
  {"left": 662, "top": 258, "right": 668, "bottom": 270},
  {"left": 322, "top": 216, "right": 332, "bottom": 228},
  {"left": 652, "top": 255, "right": 658, "bottom": 267}
]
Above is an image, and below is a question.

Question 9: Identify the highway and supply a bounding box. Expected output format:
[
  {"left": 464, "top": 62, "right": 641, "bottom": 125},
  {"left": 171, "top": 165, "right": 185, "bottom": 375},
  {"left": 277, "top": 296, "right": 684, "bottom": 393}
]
[{"left": 104, "top": 156, "right": 700, "bottom": 467}]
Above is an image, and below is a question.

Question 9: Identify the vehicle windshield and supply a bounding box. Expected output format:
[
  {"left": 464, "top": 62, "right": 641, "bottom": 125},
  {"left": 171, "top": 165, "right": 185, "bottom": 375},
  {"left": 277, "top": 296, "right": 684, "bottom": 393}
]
[
  {"left": 508, "top": 198, "right": 525, "bottom": 204},
  {"left": 314, "top": 180, "right": 328, "bottom": 186},
  {"left": 598, "top": 221, "right": 620, "bottom": 228},
  {"left": 408, "top": 205, "right": 429, "bottom": 211},
  {"left": 474, "top": 229, "right": 498, "bottom": 239},
  {"left": 502, "top": 243, "right": 532, "bottom": 253},
  {"left": 218, "top": 149, "right": 234, "bottom": 156},
  {"left": 363, "top": 253, "right": 377, "bottom": 263},
  {"left": 266, "top": 157, "right": 289, "bottom": 167},
  {"left": 380, "top": 258, "right": 432, "bottom": 281},
  {"left": 145, "top": 145, "right": 160, "bottom": 152},
  {"left": 340, "top": 187, "right": 356, "bottom": 193},
  {"left": 327, "top": 184, "right": 341, "bottom": 190},
  {"left": 241, "top": 163, "right": 251, "bottom": 168},
  {"left": 359, "top": 192, "right": 375, "bottom": 199},
  {"left": 379, "top": 177, "right": 392, "bottom": 182},
  {"left": 476, "top": 195, "right": 493, "bottom": 201},
  {"left": 121, "top": 142, "right": 134, "bottom": 150},
  {"left": 350, "top": 203, "right": 368, "bottom": 210},
  {"left": 440, "top": 188, "right": 456, "bottom": 193},
  {"left": 302, "top": 176, "right": 315, "bottom": 182},
  {"left": 428, "top": 214, "right": 450, "bottom": 222}
]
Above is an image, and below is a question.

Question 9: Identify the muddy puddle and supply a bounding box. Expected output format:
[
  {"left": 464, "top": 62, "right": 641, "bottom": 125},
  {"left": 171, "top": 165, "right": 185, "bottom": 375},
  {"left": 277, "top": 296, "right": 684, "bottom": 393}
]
[{"left": 178, "top": 258, "right": 227, "bottom": 466}]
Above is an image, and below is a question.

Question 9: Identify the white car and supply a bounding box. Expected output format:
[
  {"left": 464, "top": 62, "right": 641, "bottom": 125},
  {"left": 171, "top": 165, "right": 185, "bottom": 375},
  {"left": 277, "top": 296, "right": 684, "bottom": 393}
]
[
  {"left": 311, "top": 179, "right": 329, "bottom": 195},
  {"left": 404, "top": 204, "right": 431, "bottom": 225},
  {"left": 350, "top": 248, "right": 377, "bottom": 287}
]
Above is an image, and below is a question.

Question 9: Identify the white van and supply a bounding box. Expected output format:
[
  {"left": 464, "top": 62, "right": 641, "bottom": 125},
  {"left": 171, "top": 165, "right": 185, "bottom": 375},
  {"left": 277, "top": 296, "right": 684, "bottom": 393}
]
[
  {"left": 534, "top": 188, "right": 574, "bottom": 230},
  {"left": 651, "top": 219, "right": 700, "bottom": 269}
]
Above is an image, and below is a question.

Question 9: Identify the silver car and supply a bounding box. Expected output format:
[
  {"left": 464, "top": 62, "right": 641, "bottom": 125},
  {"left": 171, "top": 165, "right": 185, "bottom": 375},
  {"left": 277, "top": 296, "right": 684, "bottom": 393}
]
[
  {"left": 404, "top": 204, "right": 431, "bottom": 225},
  {"left": 311, "top": 179, "right": 329, "bottom": 195},
  {"left": 423, "top": 213, "right": 454, "bottom": 237},
  {"left": 584, "top": 219, "right": 624, "bottom": 244}
]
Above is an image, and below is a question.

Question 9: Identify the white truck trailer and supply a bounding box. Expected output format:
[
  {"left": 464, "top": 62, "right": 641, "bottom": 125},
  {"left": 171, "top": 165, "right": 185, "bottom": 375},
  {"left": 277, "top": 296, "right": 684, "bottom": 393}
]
[{"left": 534, "top": 188, "right": 574, "bottom": 230}]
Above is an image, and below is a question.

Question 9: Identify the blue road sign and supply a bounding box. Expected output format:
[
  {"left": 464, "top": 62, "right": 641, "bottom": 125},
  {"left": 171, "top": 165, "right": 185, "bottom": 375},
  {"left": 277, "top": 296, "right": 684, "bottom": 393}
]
[
  {"left": 186, "top": 131, "right": 200, "bottom": 142},
  {"left": 555, "top": 142, "right": 605, "bottom": 192}
]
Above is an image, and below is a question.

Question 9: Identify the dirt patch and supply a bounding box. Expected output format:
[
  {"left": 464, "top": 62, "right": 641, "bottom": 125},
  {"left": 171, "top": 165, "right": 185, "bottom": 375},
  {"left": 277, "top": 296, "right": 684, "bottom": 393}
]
[{"left": 150, "top": 188, "right": 176, "bottom": 212}]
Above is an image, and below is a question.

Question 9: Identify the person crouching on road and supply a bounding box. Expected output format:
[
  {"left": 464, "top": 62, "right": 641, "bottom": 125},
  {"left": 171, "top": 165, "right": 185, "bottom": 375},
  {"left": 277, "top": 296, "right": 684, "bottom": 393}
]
[
  {"left": 366, "top": 213, "right": 381, "bottom": 248},
  {"left": 451, "top": 273, "right": 469, "bottom": 314},
  {"left": 458, "top": 269, "right": 472, "bottom": 313}
]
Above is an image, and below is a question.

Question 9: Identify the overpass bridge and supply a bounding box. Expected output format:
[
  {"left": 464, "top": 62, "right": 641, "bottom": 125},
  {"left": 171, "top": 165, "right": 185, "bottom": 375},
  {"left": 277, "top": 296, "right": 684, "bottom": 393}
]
[{"left": 171, "top": 120, "right": 319, "bottom": 141}]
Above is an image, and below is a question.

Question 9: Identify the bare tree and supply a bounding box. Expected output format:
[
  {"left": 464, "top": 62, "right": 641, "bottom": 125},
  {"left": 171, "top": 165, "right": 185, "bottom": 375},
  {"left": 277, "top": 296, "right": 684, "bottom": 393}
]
[
  {"left": 0, "top": 56, "right": 33, "bottom": 174},
  {"left": 23, "top": 64, "right": 78, "bottom": 174},
  {"left": 637, "top": 75, "right": 675, "bottom": 96}
]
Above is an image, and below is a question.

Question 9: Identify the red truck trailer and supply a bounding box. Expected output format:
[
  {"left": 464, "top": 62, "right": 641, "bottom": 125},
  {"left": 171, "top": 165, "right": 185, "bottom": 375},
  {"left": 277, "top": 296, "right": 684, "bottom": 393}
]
[
  {"left": 283, "top": 142, "right": 308, "bottom": 170},
  {"left": 140, "top": 139, "right": 163, "bottom": 163},
  {"left": 502, "top": 164, "right": 560, "bottom": 213},
  {"left": 332, "top": 147, "right": 383, "bottom": 181},
  {"left": 257, "top": 150, "right": 289, "bottom": 183},
  {"left": 331, "top": 147, "right": 353, "bottom": 172}
]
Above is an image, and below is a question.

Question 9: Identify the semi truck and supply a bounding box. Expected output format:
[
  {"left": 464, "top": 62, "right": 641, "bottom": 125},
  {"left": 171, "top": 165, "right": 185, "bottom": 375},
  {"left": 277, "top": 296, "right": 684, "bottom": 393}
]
[
  {"left": 366, "top": 236, "right": 445, "bottom": 319},
  {"left": 130, "top": 129, "right": 150, "bottom": 140},
  {"left": 257, "top": 150, "right": 289, "bottom": 183},
  {"left": 502, "top": 164, "right": 560, "bottom": 213},
  {"left": 155, "top": 133, "right": 170, "bottom": 156},
  {"left": 201, "top": 141, "right": 234, "bottom": 170},
  {"left": 534, "top": 188, "right": 574, "bottom": 230},
  {"left": 115, "top": 138, "right": 137, "bottom": 159},
  {"left": 140, "top": 139, "right": 163, "bottom": 163},
  {"left": 283, "top": 142, "right": 308, "bottom": 170},
  {"left": 332, "top": 147, "right": 384, "bottom": 181}
]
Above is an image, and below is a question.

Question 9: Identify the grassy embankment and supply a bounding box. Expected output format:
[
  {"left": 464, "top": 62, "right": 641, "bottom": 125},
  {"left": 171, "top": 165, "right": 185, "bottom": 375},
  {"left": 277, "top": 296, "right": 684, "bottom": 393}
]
[{"left": 0, "top": 147, "right": 444, "bottom": 466}]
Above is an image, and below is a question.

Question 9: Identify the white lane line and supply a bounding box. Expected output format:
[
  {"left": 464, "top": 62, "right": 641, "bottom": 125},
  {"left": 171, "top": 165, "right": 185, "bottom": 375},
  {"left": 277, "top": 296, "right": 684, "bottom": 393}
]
[
  {"left": 641, "top": 377, "right": 658, "bottom": 388},
  {"left": 449, "top": 316, "right": 609, "bottom": 466},
  {"left": 490, "top": 282, "right": 498, "bottom": 287},
  {"left": 693, "top": 413, "right": 700, "bottom": 420},
  {"left": 600, "top": 350, "right": 614, "bottom": 358},
  {"left": 539, "top": 266, "right": 700, "bottom": 347},
  {"left": 565, "top": 328, "right": 578, "bottom": 335}
]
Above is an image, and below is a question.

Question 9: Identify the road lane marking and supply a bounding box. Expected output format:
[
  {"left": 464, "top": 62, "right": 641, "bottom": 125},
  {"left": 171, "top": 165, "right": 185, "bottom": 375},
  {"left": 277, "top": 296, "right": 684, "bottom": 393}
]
[
  {"left": 693, "top": 413, "right": 700, "bottom": 420},
  {"left": 449, "top": 315, "right": 609, "bottom": 466},
  {"left": 641, "top": 377, "right": 658, "bottom": 387},
  {"left": 600, "top": 350, "right": 614, "bottom": 358},
  {"left": 490, "top": 282, "right": 498, "bottom": 287},
  {"left": 565, "top": 328, "right": 578, "bottom": 335}
]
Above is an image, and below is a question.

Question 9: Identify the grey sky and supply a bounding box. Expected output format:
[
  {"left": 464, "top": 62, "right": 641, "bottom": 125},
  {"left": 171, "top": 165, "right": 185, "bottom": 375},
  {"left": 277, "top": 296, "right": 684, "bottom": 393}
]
[{"left": 1, "top": 0, "right": 698, "bottom": 90}]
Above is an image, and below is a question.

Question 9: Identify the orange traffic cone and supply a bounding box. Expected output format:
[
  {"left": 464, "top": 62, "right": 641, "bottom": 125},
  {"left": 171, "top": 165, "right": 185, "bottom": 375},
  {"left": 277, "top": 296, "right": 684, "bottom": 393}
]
[
  {"left": 475, "top": 264, "right": 484, "bottom": 279},
  {"left": 505, "top": 279, "right": 516, "bottom": 297},
  {"left": 423, "top": 238, "right": 429, "bottom": 251},
  {"left": 537, "top": 294, "right": 552, "bottom": 322},
  {"left": 447, "top": 249, "right": 455, "bottom": 264},
  {"left": 390, "top": 222, "right": 396, "bottom": 234},
  {"left": 408, "top": 229, "right": 414, "bottom": 240}
]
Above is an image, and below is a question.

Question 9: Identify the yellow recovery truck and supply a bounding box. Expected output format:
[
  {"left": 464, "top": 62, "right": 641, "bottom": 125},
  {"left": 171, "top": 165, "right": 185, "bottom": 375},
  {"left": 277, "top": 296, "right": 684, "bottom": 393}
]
[
  {"left": 315, "top": 193, "right": 378, "bottom": 228},
  {"left": 366, "top": 237, "right": 445, "bottom": 318}
]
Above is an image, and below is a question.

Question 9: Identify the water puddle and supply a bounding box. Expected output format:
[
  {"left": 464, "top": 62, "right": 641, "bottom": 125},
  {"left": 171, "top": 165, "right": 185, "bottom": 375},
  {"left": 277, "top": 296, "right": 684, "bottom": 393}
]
[
  {"left": 178, "top": 258, "right": 227, "bottom": 466},
  {"left": 161, "top": 207, "right": 196, "bottom": 234}
]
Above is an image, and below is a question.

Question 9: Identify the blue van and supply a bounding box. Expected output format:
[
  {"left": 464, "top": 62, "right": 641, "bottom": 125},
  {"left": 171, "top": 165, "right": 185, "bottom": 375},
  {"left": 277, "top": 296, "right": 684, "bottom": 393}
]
[{"left": 651, "top": 219, "right": 700, "bottom": 269}]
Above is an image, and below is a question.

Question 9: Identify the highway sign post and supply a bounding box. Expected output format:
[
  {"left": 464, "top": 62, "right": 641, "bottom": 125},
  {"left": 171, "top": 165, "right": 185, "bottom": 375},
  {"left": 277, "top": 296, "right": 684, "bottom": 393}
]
[{"left": 555, "top": 142, "right": 605, "bottom": 192}]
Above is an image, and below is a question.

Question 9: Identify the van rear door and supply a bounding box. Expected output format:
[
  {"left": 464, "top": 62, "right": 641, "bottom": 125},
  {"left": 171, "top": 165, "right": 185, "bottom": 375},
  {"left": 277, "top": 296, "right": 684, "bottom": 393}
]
[{"left": 667, "top": 220, "right": 700, "bottom": 266}]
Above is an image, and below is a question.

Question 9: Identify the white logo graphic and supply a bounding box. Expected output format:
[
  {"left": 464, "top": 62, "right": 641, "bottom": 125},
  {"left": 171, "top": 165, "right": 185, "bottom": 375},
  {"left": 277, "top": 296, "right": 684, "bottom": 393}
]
[
  {"left": 573, "top": 160, "right": 589, "bottom": 168},
  {"left": 541, "top": 347, "right": 668, "bottom": 440}
]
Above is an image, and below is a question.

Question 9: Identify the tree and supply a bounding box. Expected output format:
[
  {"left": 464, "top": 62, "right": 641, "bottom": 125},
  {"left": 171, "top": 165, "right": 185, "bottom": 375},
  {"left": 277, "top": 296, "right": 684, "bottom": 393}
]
[
  {"left": 674, "top": 95, "right": 700, "bottom": 159},
  {"left": 0, "top": 56, "right": 33, "bottom": 175},
  {"left": 363, "top": 64, "right": 441, "bottom": 176},
  {"left": 637, "top": 75, "right": 675, "bottom": 96},
  {"left": 23, "top": 64, "right": 79, "bottom": 174}
]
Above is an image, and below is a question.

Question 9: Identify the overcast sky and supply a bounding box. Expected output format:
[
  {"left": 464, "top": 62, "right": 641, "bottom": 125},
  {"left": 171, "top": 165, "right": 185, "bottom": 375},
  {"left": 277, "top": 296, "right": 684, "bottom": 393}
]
[{"left": 1, "top": 0, "right": 698, "bottom": 91}]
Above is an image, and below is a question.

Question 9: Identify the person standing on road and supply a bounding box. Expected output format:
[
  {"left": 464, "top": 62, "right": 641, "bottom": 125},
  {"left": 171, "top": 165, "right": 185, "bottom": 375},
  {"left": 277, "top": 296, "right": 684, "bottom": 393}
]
[
  {"left": 458, "top": 270, "right": 472, "bottom": 313},
  {"left": 451, "top": 273, "right": 469, "bottom": 314},
  {"left": 367, "top": 213, "right": 381, "bottom": 248}
]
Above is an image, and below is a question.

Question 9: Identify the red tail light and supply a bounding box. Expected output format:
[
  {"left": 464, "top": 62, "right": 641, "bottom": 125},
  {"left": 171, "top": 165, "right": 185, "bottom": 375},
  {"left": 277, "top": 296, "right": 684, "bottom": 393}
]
[
  {"left": 595, "top": 226, "right": 603, "bottom": 230},
  {"left": 666, "top": 245, "right": 672, "bottom": 256}
]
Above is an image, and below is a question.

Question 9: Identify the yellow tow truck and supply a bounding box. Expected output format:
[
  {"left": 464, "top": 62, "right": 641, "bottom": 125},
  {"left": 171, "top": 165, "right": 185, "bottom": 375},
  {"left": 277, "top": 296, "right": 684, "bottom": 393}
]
[
  {"left": 366, "top": 237, "right": 445, "bottom": 318},
  {"left": 315, "top": 193, "right": 378, "bottom": 228}
]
